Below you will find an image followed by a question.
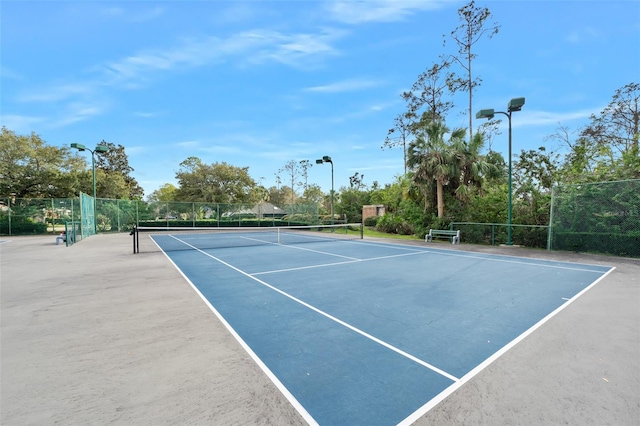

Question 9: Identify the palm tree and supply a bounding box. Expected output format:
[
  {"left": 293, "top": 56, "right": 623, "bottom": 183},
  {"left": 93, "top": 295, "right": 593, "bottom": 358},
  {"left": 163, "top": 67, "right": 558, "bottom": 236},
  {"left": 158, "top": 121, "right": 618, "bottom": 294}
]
[
  {"left": 453, "top": 132, "right": 500, "bottom": 200},
  {"left": 408, "top": 121, "right": 465, "bottom": 218}
]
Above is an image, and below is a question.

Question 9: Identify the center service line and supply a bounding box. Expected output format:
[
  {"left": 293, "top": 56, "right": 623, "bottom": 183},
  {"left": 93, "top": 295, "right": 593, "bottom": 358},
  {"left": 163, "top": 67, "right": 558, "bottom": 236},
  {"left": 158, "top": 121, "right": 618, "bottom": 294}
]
[{"left": 168, "top": 235, "right": 460, "bottom": 383}]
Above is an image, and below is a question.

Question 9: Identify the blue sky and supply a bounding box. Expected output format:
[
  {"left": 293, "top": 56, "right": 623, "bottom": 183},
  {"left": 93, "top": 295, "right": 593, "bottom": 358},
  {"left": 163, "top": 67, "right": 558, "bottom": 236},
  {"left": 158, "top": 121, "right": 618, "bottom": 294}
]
[{"left": 2, "top": 0, "right": 639, "bottom": 199}]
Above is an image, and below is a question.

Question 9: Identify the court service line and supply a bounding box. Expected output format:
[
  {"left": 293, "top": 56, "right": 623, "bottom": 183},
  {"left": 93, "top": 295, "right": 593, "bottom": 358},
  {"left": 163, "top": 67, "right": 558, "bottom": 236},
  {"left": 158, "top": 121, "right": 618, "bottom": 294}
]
[
  {"left": 238, "top": 236, "right": 361, "bottom": 261},
  {"left": 252, "top": 250, "right": 429, "bottom": 276},
  {"left": 345, "top": 239, "right": 429, "bottom": 252},
  {"left": 168, "top": 235, "right": 460, "bottom": 383}
]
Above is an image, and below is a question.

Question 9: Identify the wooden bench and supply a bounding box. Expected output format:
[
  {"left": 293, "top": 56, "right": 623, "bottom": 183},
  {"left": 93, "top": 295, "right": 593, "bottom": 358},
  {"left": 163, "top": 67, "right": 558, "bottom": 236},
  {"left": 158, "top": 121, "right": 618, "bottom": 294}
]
[{"left": 425, "top": 229, "right": 461, "bottom": 244}]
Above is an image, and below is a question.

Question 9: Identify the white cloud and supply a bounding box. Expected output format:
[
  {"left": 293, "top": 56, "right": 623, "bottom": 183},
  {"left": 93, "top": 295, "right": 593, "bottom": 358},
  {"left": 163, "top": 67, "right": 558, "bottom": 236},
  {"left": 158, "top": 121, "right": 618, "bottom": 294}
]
[
  {"left": 100, "top": 5, "right": 164, "bottom": 22},
  {"left": 210, "top": 3, "right": 262, "bottom": 26},
  {"left": 133, "top": 112, "right": 157, "bottom": 118},
  {"left": 510, "top": 109, "right": 595, "bottom": 128},
  {"left": 122, "top": 145, "right": 147, "bottom": 155},
  {"left": 129, "top": 7, "right": 164, "bottom": 23},
  {"left": 0, "top": 66, "right": 23, "bottom": 80},
  {"left": 51, "top": 103, "right": 107, "bottom": 128},
  {"left": 103, "top": 28, "right": 345, "bottom": 86},
  {"left": 0, "top": 114, "right": 46, "bottom": 132},
  {"left": 8, "top": 26, "right": 346, "bottom": 130},
  {"left": 99, "top": 6, "right": 124, "bottom": 18},
  {"left": 304, "top": 78, "right": 382, "bottom": 93},
  {"left": 326, "top": 0, "right": 445, "bottom": 25},
  {"left": 175, "top": 140, "right": 200, "bottom": 148},
  {"left": 244, "top": 28, "right": 345, "bottom": 69},
  {"left": 17, "top": 83, "right": 95, "bottom": 103},
  {"left": 565, "top": 26, "right": 601, "bottom": 45}
]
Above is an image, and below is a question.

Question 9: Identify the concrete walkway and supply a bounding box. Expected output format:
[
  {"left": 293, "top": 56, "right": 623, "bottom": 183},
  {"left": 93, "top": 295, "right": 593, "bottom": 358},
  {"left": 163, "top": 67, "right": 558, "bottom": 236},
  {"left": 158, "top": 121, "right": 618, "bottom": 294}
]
[{"left": 1, "top": 234, "right": 638, "bottom": 425}]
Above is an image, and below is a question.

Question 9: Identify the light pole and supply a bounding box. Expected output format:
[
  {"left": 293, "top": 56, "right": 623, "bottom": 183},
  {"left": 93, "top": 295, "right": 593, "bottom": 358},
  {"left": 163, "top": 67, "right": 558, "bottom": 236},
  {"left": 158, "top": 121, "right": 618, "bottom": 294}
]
[
  {"left": 315, "top": 155, "right": 334, "bottom": 225},
  {"left": 71, "top": 143, "right": 109, "bottom": 234},
  {"left": 476, "top": 97, "right": 525, "bottom": 246}
]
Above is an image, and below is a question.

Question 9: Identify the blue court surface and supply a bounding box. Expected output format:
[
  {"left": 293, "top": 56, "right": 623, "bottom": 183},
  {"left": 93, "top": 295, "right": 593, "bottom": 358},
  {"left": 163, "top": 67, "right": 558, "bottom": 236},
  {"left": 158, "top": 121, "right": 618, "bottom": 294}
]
[{"left": 151, "top": 233, "right": 613, "bottom": 426}]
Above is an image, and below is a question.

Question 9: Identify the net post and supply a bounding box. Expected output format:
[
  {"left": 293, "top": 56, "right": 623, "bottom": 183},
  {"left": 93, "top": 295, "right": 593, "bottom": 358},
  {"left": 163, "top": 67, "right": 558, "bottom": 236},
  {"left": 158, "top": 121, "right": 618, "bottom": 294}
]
[{"left": 130, "top": 226, "right": 138, "bottom": 254}]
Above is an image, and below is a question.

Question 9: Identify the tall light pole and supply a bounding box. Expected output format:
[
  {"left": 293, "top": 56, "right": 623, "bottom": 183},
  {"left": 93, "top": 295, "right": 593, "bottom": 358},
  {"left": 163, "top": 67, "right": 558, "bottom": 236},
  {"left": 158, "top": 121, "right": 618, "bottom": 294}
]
[
  {"left": 71, "top": 143, "right": 109, "bottom": 234},
  {"left": 315, "top": 155, "right": 334, "bottom": 225},
  {"left": 476, "top": 97, "right": 525, "bottom": 246}
]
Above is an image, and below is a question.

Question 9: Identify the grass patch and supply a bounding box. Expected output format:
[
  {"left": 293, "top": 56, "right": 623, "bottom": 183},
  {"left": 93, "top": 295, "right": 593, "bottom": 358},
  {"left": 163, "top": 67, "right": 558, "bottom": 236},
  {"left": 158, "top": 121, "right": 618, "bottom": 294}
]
[{"left": 363, "top": 227, "right": 422, "bottom": 240}]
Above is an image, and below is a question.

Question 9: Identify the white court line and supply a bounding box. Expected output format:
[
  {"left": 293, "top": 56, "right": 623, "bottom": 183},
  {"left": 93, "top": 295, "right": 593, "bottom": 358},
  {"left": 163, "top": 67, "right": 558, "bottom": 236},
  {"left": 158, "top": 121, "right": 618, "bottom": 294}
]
[
  {"left": 167, "top": 234, "right": 460, "bottom": 385},
  {"left": 349, "top": 239, "right": 609, "bottom": 273},
  {"left": 425, "top": 250, "right": 609, "bottom": 273},
  {"left": 153, "top": 236, "right": 318, "bottom": 426},
  {"left": 252, "top": 251, "right": 428, "bottom": 276},
  {"left": 237, "top": 235, "right": 361, "bottom": 260},
  {"left": 398, "top": 265, "right": 616, "bottom": 425}
]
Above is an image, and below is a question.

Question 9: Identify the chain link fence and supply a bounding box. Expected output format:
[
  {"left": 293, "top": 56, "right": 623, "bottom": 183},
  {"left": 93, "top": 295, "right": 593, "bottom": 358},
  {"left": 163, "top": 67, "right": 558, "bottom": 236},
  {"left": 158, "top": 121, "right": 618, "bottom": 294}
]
[
  {"left": 0, "top": 197, "right": 81, "bottom": 236},
  {"left": 448, "top": 222, "right": 549, "bottom": 249},
  {"left": 0, "top": 198, "right": 321, "bottom": 236},
  {"left": 549, "top": 179, "right": 640, "bottom": 257}
]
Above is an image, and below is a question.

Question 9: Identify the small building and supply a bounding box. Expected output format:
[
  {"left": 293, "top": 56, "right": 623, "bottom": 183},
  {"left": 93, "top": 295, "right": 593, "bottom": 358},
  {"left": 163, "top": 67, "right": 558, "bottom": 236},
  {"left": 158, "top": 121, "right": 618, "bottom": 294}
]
[
  {"left": 362, "top": 205, "right": 386, "bottom": 222},
  {"left": 252, "top": 202, "right": 287, "bottom": 219}
]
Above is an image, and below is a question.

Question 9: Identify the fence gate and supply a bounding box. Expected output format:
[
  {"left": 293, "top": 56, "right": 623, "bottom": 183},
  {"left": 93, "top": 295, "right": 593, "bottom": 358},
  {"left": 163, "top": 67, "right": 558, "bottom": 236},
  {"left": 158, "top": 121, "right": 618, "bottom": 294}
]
[{"left": 80, "top": 192, "right": 95, "bottom": 238}]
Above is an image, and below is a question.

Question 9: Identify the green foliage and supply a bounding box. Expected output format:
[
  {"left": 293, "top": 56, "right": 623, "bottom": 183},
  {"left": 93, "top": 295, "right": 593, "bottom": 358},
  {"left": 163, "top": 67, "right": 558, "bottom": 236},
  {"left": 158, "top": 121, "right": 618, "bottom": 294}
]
[
  {"left": 452, "top": 223, "right": 548, "bottom": 248},
  {"left": 553, "top": 231, "right": 640, "bottom": 257},
  {"left": 375, "top": 214, "right": 415, "bottom": 236},
  {"left": 174, "top": 157, "right": 257, "bottom": 203},
  {"left": 364, "top": 216, "right": 379, "bottom": 227},
  {"left": 0, "top": 216, "right": 48, "bottom": 235},
  {"left": 282, "top": 213, "right": 316, "bottom": 224},
  {"left": 0, "top": 127, "right": 143, "bottom": 200},
  {"left": 550, "top": 180, "right": 640, "bottom": 256},
  {"left": 0, "top": 127, "right": 85, "bottom": 198},
  {"left": 336, "top": 186, "right": 371, "bottom": 223},
  {"left": 514, "top": 146, "right": 560, "bottom": 192},
  {"left": 94, "top": 141, "right": 144, "bottom": 199},
  {"left": 147, "top": 183, "right": 178, "bottom": 202},
  {"left": 300, "top": 184, "right": 325, "bottom": 204}
]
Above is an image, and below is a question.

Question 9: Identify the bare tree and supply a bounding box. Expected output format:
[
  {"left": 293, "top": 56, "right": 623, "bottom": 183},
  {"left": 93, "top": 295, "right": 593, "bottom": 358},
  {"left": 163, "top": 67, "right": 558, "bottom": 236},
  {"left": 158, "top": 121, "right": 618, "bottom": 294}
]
[
  {"left": 299, "top": 159, "right": 312, "bottom": 191},
  {"left": 385, "top": 60, "right": 457, "bottom": 175},
  {"left": 581, "top": 82, "right": 639, "bottom": 156},
  {"left": 280, "top": 160, "right": 306, "bottom": 204},
  {"left": 403, "top": 59, "right": 456, "bottom": 125},
  {"left": 445, "top": 0, "right": 500, "bottom": 142},
  {"left": 477, "top": 118, "right": 502, "bottom": 152},
  {"left": 383, "top": 112, "right": 414, "bottom": 175}
]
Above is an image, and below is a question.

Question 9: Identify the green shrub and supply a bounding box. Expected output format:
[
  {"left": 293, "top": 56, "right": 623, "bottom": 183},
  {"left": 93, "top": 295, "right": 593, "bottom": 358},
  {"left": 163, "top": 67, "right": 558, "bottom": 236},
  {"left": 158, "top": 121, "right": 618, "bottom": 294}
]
[
  {"left": 0, "top": 220, "right": 48, "bottom": 235},
  {"left": 375, "top": 214, "right": 414, "bottom": 235},
  {"left": 364, "top": 216, "right": 379, "bottom": 227},
  {"left": 553, "top": 231, "right": 640, "bottom": 257}
]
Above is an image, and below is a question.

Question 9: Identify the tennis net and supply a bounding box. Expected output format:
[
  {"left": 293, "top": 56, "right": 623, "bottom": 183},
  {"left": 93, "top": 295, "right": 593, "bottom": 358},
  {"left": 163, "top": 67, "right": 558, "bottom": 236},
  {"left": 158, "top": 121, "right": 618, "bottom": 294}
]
[{"left": 132, "top": 223, "right": 364, "bottom": 253}]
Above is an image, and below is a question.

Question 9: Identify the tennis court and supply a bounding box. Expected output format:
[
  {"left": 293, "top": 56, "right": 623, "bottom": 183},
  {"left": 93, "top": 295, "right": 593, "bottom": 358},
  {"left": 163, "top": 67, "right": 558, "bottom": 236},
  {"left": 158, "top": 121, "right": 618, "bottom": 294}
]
[{"left": 136, "top": 225, "right": 614, "bottom": 425}]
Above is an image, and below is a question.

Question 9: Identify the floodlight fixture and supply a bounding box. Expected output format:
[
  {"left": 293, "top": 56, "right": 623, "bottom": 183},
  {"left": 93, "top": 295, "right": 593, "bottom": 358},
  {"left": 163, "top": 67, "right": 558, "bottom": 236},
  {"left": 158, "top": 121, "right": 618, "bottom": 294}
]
[
  {"left": 476, "top": 97, "right": 526, "bottom": 246},
  {"left": 316, "top": 155, "right": 335, "bottom": 225},
  {"left": 507, "top": 97, "right": 525, "bottom": 112},
  {"left": 476, "top": 109, "right": 495, "bottom": 120}
]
